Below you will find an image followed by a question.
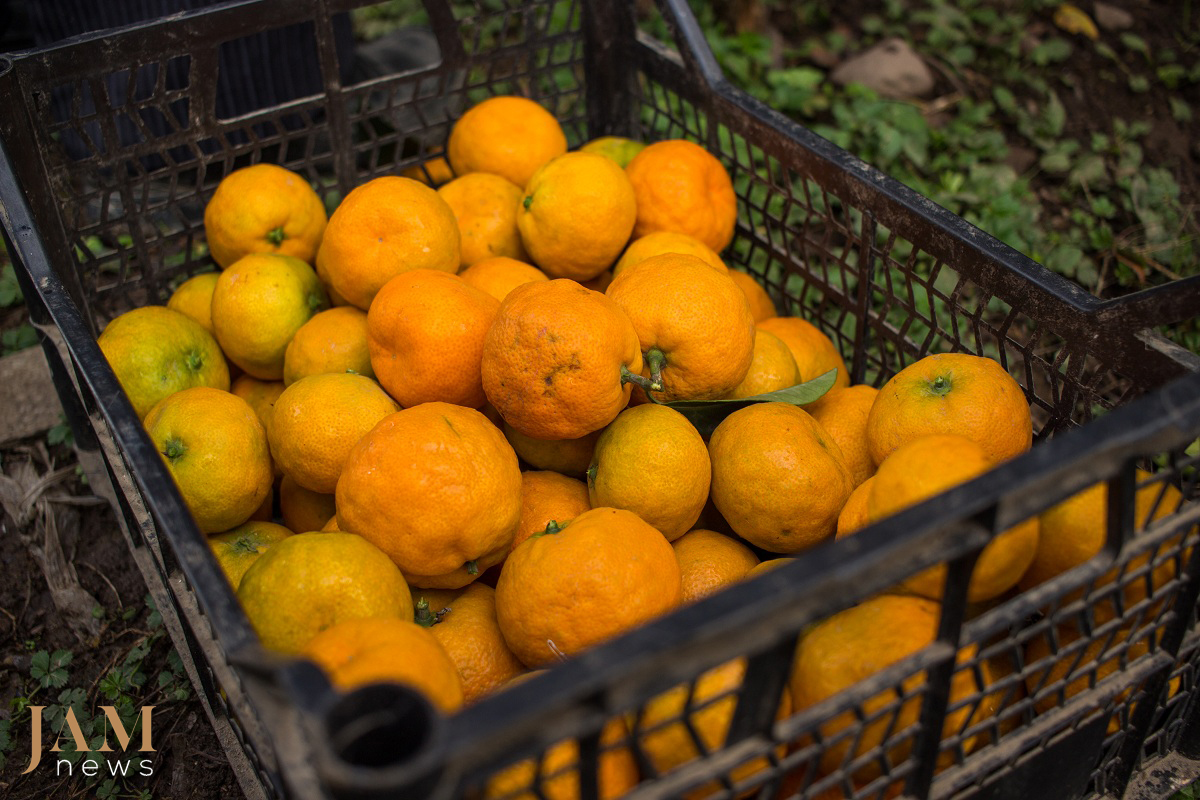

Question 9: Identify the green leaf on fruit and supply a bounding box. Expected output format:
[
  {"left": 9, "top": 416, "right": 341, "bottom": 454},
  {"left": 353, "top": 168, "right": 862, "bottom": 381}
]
[{"left": 665, "top": 370, "right": 838, "bottom": 438}]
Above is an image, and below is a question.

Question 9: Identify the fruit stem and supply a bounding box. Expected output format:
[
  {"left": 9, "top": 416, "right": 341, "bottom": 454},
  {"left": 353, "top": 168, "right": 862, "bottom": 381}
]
[
  {"left": 414, "top": 597, "right": 447, "bottom": 627},
  {"left": 645, "top": 348, "right": 667, "bottom": 392},
  {"left": 534, "top": 519, "right": 563, "bottom": 539},
  {"left": 620, "top": 365, "right": 663, "bottom": 395},
  {"left": 928, "top": 373, "right": 953, "bottom": 396},
  {"left": 163, "top": 438, "right": 186, "bottom": 461},
  {"left": 465, "top": 560, "right": 479, "bottom": 576},
  {"left": 585, "top": 464, "right": 597, "bottom": 489},
  {"left": 266, "top": 226, "right": 286, "bottom": 246},
  {"left": 185, "top": 349, "right": 203, "bottom": 372},
  {"left": 523, "top": 194, "right": 533, "bottom": 211}
]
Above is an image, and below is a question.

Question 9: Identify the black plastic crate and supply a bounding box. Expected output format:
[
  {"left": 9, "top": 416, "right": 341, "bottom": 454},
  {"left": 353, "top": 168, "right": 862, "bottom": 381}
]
[{"left": 2, "top": 1, "right": 1200, "bottom": 799}]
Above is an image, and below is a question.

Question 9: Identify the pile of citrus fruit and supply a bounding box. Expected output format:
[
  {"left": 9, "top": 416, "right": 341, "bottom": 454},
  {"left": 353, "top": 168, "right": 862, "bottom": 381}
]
[{"left": 95, "top": 94, "right": 1188, "bottom": 796}]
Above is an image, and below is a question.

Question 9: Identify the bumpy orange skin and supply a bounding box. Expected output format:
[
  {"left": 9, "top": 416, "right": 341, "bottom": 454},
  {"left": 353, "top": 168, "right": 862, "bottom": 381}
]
[
  {"left": 808, "top": 385, "right": 880, "bottom": 488},
  {"left": 486, "top": 679, "right": 639, "bottom": 800},
  {"left": 503, "top": 422, "right": 602, "bottom": 477},
  {"left": 238, "top": 532, "right": 413, "bottom": 654},
  {"left": 447, "top": 96, "right": 568, "bottom": 188},
  {"left": 613, "top": 231, "right": 728, "bottom": 277},
  {"left": 606, "top": 253, "right": 755, "bottom": 403},
  {"left": 367, "top": 270, "right": 501, "bottom": 409},
  {"left": 790, "top": 594, "right": 994, "bottom": 781},
  {"left": 268, "top": 373, "right": 400, "bottom": 495},
  {"left": 166, "top": 272, "right": 220, "bottom": 334},
  {"left": 636, "top": 658, "right": 789, "bottom": 799},
  {"left": 336, "top": 403, "right": 523, "bottom": 588},
  {"left": 517, "top": 152, "right": 638, "bottom": 281},
  {"left": 514, "top": 471, "right": 591, "bottom": 552},
  {"left": 756, "top": 316, "right": 850, "bottom": 390},
  {"left": 283, "top": 306, "right": 373, "bottom": 385},
  {"left": 98, "top": 305, "right": 230, "bottom": 420},
  {"left": 727, "top": 329, "right": 800, "bottom": 400},
  {"left": 279, "top": 475, "right": 337, "bottom": 535},
  {"left": 203, "top": 163, "right": 327, "bottom": 269},
  {"left": 303, "top": 617, "right": 463, "bottom": 712},
  {"left": 459, "top": 257, "right": 549, "bottom": 302},
  {"left": 495, "top": 507, "right": 682, "bottom": 667},
  {"left": 208, "top": 521, "right": 292, "bottom": 590},
  {"left": 438, "top": 172, "right": 530, "bottom": 267},
  {"left": 231, "top": 375, "right": 285, "bottom": 442},
  {"left": 416, "top": 583, "right": 526, "bottom": 705},
  {"left": 835, "top": 476, "right": 875, "bottom": 538},
  {"left": 587, "top": 404, "right": 711, "bottom": 541},
  {"left": 482, "top": 280, "right": 644, "bottom": 440},
  {"left": 708, "top": 402, "right": 854, "bottom": 553},
  {"left": 210, "top": 253, "right": 329, "bottom": 380},
  {"left": 671, "top": 529, "right": 759, "bottom": 604},
  {"left": 865, "top": 434, "right": 1040, "bottom": 603},
  {"left": 317, "top": 176, "right": 461, "bottom": 310},
  {"left": 865, "top": 353, "right": 1033, "bottom": 466},
  {"left": 728, "top": 269, "right": 777, "bottom": 322},
  {"left": 625, "top": 139, "right": 738, "bottom": 252},
  {"left": 143, "top": 387, "right": 273, "bottom": 534}
]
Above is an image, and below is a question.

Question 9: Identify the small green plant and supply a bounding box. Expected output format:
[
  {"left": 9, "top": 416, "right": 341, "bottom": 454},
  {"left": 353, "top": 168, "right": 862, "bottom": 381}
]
[{"left": 1, "top": 597, "right": 192, "bottom": 797}]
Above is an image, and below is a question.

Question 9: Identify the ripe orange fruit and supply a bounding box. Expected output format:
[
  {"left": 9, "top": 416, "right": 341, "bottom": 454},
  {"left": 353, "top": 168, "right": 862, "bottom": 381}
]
[
  {"left": 238, "top": 531, "right": 413, "bottom": 654},
  {"left": 98, "top": 306, "right": 230, "bottom": 420},
  {"left": 612, "top": 230, "right": 728, "bottom": 277},
  {"left": 790, "top": 594, "right": 995, "bottom": 780},
  {"left": 671, "top": 529, "right": 759, "bottom": 603},
  {"left": 230, "top": 375, "right": 285, "bottom": 443},
  {"left": 756, "top": 316, "right": 850, "bottom": 390},
  {"left": 401, "top": 151, "right": 455, "bottom": 187},
  {"left": 438, "top": 172, "right": 529, "bottom": 267},
  {"left": 282, "top": 306, "right": 373, "bottom": 385},
  {"left": 496, "top": 507, "right": 682, "bottom": 667},
  {"left": 367, "top": 270, "right": 500, "bottom": 409},
  {"left": 269, "top": 373, "right": 399, "bottom": 494},
  {"left": 579, "top": 135, "right": 646, "bottom": 167},
  {"left": 482, "top": 280, "right": 644, "bottom": 440},
  {"left": 208, "top": 521, "right": 292, "bottom": 590},
  {"left": 625, "top": 139, "right": 737, "bottom": 251},
  {"left": 447, "top": 96, "right": 568, "bottom": 189},
  {"left": 248, "top": 482, "right": 275, "bottom": 522},
  {"left": 515, "top": 470, "right": 591, "bottom": 552},
  {"left": 414, "top": 583, "right": 526, "bottom": 705},
  {"left": 1019, "top": 470, "right": 1185, "bottom": 600},
  {"left": 336, "top": 403, "right": 523, "bottom": 588},
  {"left": 203, "top": 163, "right": 327, "bottom": 269},
  {"left": 303, "top": 617, "right": 463, "bottom": 712},
  {"left": 634, "top": 658, "right": 789, "bottom": 799},
  {"left": 166, "top": 272, "right": 219, "bottom": 334},
  {"left": 503, "top": 422, "right": 601, "bottom": 478},
  {"left": 144, "top": 387, "right": 273, "bottom": 534},
  {"left": 606, "top": 253, "right": 755, "bottom": 402},
  {"left": 808, "top": 385, "right": 880, "bottom": 488},
  {"left": 459, "top": 256, "right": 549, "bottom": 302},
  {"left": 728, "top": 270, "right": 777, "bottom": 322},
  {"left": 865, "top": 353, "right": 1032, "bottom": 466},
  {"left": 727, "top": 328, "right": 800, "bottom": 399},
  {"left": 587, "top": 404, "right": 711, "bottom": 541},
  {"left": 210, "top": 253, "right": 328, "bottom": 380},
  {"left": 866, "top": 434, "right": 1039, "bottom": 603},
  {"left": 836, "top": 476, "right": 875, "bottom": 538},
  {"left": 322, "top": 514, "right": 340, "bottom": 531},
  {"left": 746, "top": 557, "right": 794, "bottom": 579},
  {"left": 709, "top": 402, "right": 854, "bottom": 553},
  {"left": 517, "top": 152, "right": 637, "bottom": 281},
  {"left": 279, "top": 475, "right": 336, "bottom": 534},
  {"left": 1023, "top": 615, "right": 1171, "bottom": 736},
  {"left": 486, "top": 677, "right": 639, "bottom": 800},
  {"left": 317, "top": 176, "right": 460, "bottom": 310}
]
